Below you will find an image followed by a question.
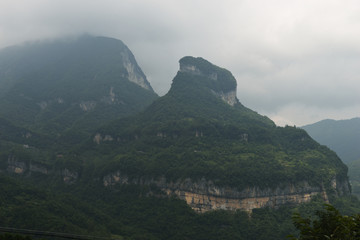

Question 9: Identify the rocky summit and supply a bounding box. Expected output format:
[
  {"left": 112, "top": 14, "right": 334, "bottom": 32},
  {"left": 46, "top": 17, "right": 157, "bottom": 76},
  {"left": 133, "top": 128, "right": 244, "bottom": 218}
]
[{"left": 179, "top": 56, "right": 238, "bottom": 106}]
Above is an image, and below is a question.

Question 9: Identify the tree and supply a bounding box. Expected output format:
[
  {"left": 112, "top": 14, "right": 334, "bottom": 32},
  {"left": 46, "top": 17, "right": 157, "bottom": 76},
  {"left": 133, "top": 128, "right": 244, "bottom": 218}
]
[{"left": 289, "top": 204, "right": 360, "bottom": 240}]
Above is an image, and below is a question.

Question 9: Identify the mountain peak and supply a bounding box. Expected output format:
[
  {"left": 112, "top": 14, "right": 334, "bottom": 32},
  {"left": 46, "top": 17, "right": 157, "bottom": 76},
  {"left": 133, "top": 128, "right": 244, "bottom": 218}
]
[
  {"left": 178, "top": 56, "right": 238, "bottom": 106},
  {"left": 0, "top": 35, "right": 158, "bottom": 140},
  {"left": 75, "top": 35, "right": 154, "bottom": 91}
]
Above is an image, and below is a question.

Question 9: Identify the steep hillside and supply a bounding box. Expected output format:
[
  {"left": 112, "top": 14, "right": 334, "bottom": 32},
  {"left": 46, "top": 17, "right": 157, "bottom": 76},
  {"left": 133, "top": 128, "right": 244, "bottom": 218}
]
[
  {"left": 0, "top": 175, "right": 112, "bottom": 237},
  {"left": 88, "top": 57, "right": 350, "bottom": 212},
  {"left": 302, "top": 118, "right": 360, "bottom": 197},
  {"left": 348, "top": 159, "right": 360, "bottom": 197},
  {"left": 302, "top": 118, "right": 360, "bottom": 163},
  {"left": 0, "top": 35, "right": 158, "bottom": 143}
]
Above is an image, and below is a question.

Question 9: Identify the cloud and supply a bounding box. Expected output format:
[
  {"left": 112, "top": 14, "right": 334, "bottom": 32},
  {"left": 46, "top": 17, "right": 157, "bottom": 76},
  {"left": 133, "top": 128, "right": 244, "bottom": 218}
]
[{"left": 0, "top": 0, "right": 359, "bottom": 125}]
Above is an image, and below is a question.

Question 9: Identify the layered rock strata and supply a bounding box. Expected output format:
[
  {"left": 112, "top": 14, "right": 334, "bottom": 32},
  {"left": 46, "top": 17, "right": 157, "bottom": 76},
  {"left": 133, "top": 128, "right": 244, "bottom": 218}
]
[{"left": 103, "top": 172, "right": 350, "bottom": 213}]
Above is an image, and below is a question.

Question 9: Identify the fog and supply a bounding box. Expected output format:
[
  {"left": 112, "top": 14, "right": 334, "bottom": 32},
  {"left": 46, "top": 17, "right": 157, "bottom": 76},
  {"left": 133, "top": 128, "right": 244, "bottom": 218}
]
[{"left": 1, "top": 0, "right": 359, "bottom": 125}]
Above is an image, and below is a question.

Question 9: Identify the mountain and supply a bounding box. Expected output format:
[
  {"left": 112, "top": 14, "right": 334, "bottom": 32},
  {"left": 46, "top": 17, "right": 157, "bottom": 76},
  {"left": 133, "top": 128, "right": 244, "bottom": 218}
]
[
  {"left": 0, "top": 55, "right": 358, "bottom": 240},
  {"left": 302, "top": 118, "right": 360, "bottom": 163},
  {"left": 87, "top": 56, "right": 350, "bottom": 212},
  {"left": 302, "top": 118, "right": 360, "bottom": 197},
  {"left": 0, "top": 35, "right": 158, "bottom": 143}
]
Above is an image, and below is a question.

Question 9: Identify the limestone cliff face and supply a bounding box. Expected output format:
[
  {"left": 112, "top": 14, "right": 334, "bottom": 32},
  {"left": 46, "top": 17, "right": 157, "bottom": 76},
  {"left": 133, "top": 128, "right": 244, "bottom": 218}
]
[
  {"left": 120, "top": 48, "right": 153, "bottom": 91},
  {"left": 7, "top": 155, "right": 49, "bottom": 175},
  {"left": 102, "top": 171, "right": 350, "bottom": 212},
  {"left": 5, "top": 154, "right": 81, "bottom": 184},
  {"left": 211, "top": 90, "right": 238, "bottom": 106},
  {"left": 7, "top": 155, "right": 27, "bottom": 174}
]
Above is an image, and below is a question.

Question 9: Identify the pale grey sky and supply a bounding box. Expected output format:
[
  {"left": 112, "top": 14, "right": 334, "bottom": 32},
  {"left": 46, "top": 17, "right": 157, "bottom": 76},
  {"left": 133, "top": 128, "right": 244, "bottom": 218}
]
[{"left": 1, "top": 0, "right": 359, "bottom": 126}]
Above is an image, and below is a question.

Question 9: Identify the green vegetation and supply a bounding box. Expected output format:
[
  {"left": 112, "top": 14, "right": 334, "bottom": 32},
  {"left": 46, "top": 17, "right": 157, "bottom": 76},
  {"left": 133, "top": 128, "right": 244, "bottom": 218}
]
[
  {"left": 302, "top": 118, "right": 360, "bottom": 163},
  {"left": 2, "top": 174, "right": 360, "bottom": 240},
  {"left": 348, "top": 159, "right": 360, "bottom": 197},
  {"left": 302, "top": 118, "right": 360, "bottom": 197},
  {"left": 0, "top": 234, "right": 32, "bottom": 240},
  {"left": 289, "top": 204, "right": 360, "bottom": 240},
  {"left": 0, "top": 43, "right": 357, "bottom": 240},
  {"left": 87, "top": 68, "right": 348, "bottom": 191},
  {"left": 0, "top": 35, "right": 158, "bottom": 145},
  {"left": 0, "top": 175, "right": 111, "bottom": 236}
]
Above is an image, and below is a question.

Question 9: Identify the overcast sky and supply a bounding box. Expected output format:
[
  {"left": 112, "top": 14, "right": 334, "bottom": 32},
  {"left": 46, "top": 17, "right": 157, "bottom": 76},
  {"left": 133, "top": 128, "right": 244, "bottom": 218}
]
[{"left": 1, "top": 0, "right": 359, "bottom": 126}]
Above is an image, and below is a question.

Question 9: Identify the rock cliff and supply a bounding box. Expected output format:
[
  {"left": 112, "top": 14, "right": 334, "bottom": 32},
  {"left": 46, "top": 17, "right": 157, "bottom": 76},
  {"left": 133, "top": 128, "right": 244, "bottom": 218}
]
[
  {"left": 102, "top": 171, "right": 350, "bottom": 212},
  {"left": 7, "top": 155, "right": 50, "bottom": 175},
  {"left": 6, "top": 154, "right": 79, "bottom": 184},
  {"left": 179, "top": 56, "right": 239, "bottom": 106},
  {"left": 122, "top": 52, "right": 152, "bottom": 91}
]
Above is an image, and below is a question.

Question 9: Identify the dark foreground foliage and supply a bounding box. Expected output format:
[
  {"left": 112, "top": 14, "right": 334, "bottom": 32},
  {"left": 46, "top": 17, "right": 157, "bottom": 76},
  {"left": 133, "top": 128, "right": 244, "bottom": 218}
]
[
  {"left": 289, "top": 204, "right": 360, "bottom": 240},
  {"left": 0, "top": 234, "right": 31, "bottom": 240},
  {"left": 2, "top": 174, "right": 360, "bottom": 240}
]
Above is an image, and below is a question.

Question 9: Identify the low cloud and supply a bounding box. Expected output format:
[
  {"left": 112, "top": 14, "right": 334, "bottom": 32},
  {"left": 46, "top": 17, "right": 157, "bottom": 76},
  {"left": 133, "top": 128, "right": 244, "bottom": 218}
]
[{"left": 0, "top": 0, "right": 359, "bottom": 125}]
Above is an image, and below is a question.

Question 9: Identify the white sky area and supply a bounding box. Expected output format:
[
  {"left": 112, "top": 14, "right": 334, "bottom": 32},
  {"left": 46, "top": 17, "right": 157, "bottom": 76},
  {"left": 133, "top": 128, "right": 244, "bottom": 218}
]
[{"left": 0, "top": 0, "right": 359, "bottom": 126}]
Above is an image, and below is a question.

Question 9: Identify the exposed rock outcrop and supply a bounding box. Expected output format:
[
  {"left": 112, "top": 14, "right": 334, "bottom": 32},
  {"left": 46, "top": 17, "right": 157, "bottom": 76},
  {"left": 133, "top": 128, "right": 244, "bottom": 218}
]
[
  {"left": 80, "top": 101, "right": 97, "bottom": 111},
  {"left": 180, "top": 63, "right": 203, "bottom": 76},
  {"left": 29, "top": 163, "right": 49, "bottom": 175},
  {"left": 93, "top": 133, "right": 114, "bottom": 144},
  {"left": 7, "top": 154, "right": 50, "bottom": 175},
  {"left": 211, "top": 90, "right": 238, "bottom": 106},
  {"left": 62, "top": 168, "right": 78, "bottom": 184},
  {"left": 7, "top": 155, "right": 27, "bottom": 174},
  {"left": 120, "top": 49, "right": 153, "bottom": 91},
  {"left": 179, "top": 56, "right": 239, "bottom": 106},
  {"left": 102, "top": 172, "right": 350, "bottom": 213}
]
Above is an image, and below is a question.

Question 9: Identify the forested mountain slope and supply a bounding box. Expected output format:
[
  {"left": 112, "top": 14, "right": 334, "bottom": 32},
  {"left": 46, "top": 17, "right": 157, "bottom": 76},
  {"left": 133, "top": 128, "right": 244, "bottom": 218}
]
[
  {"left": 302, "top": 118, "right": 360, "bottom": 163},
  {"left": 0, "top": 47, "right": 357, "bottom": 240},
  {"left": 0, "top": 35, "right": 158, "bottom": 143},
  {"left": 302, "top": 118, "right": 360, "bottom": 197},
  {"left": 88, "top": 56, "right": 350, "bottom": 212}
]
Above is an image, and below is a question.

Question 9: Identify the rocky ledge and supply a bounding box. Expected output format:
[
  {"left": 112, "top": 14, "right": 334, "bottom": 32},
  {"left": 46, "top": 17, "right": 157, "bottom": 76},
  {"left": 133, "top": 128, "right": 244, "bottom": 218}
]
[{"left": 103, "top": 171, "right": 350, "bottom": 213}]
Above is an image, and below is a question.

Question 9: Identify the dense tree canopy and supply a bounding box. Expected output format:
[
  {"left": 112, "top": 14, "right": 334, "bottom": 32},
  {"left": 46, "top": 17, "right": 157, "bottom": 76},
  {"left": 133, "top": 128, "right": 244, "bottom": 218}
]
[{"left": 289, "top": 204, "right": 360, "bottom": 240}]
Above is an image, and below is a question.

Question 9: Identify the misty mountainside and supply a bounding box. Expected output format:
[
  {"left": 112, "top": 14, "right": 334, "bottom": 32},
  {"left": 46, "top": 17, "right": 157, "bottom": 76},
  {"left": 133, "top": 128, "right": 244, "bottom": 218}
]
[
  {"left": 0, "top": 47, "right": 359, "bottom": 239},
  {"left": 0, "top": 35, "right": 158, "bottom": 144},
  {"left": 0, "top": 117, "right": 51, "bottom": 148},
  {"left": 87, "top": 56, "right": 349, "bottom": 200},
  {"left": 302, "top": 118, "right": 360, "bottom": 197},
  {"left": 302, "top": 118, "right": 360, "bottom": 163}
]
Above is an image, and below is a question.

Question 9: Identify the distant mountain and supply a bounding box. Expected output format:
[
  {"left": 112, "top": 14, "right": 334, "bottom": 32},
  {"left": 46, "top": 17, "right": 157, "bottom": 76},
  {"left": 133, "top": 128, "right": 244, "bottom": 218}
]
[
  {"left": 302, "top": 118, "right": 360, "bottom": 163},
  {"left": 87, "top": 56, "right": 350, "bottom": 212},
  {"left": 302, "top": 118, "right": 360, "bottom": 197},
  {"left": 0, "top": 35, "right": 158, "bottom": 143}
]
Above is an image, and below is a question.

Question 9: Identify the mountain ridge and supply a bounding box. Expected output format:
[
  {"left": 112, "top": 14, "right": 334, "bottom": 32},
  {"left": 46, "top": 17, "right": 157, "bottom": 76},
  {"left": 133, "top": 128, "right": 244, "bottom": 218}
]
[
  {"left": 0, "top": 35, "right": 158, "bottom": 144},
  {"left": 302, "top": 117, "right": 360, "bottom": 163},
  {"left": 0, "top": 40, "right": 358, "bottom": 239},
  {"left": 88, "top": 56, "right": 350, "bottom": 212}
]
